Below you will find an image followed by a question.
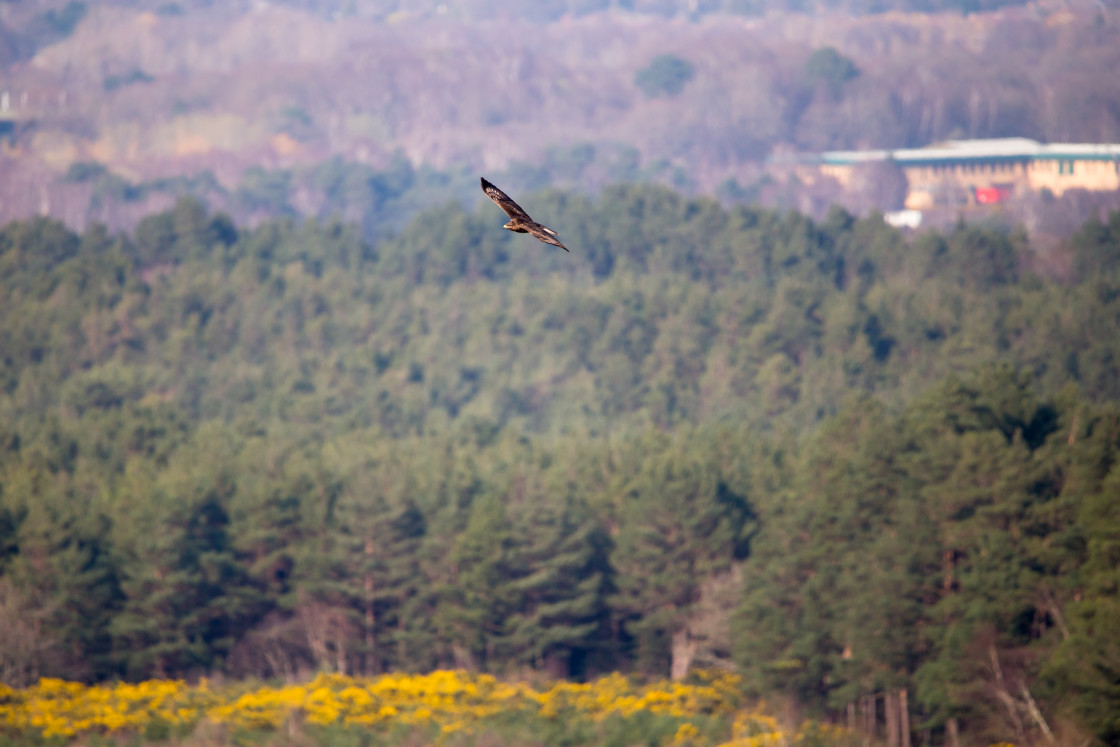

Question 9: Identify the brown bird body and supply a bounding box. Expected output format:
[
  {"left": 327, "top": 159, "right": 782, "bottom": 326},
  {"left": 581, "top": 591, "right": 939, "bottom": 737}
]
[{"left": 481, "top": 177, "right": 569, "bottom": 252}]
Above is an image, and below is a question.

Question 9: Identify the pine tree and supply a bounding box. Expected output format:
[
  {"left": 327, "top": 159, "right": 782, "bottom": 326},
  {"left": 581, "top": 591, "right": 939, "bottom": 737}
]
[
  {"left": 297, "top": 480, "right": 426, "bottom": 674},
  {"left": 1042, "top": 403, "right": 1120, "bottom": 743},
  {"left": 903, "top": 367, "right": 1066, "bottom": 742},
  {"left": 7, "top": 477, "right": 122, "bottom": 681},
  {"left": 112, "top": 430, "right": 265, "bottom": 678},
  {"left": 436, "top": 491, "right": 515, "bottom": 671},
  {"left": 613, "top": 429, "right": 755, "bottom": 678},
  {"left": 503, "top": 486, "right": 614, "bottom": 678}
]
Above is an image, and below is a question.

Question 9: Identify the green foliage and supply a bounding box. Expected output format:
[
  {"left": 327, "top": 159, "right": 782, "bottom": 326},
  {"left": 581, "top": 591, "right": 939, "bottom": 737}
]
[
  {"left": 613, "top": 430, "right": 754, "bottom": 670},
  {"left": 63, "top": 166, "right": 224, "bottom": 215},
  {"left": 235, "top": 167, "right": 296, "bottom": 216},
  {"left": 804, "top": 47, "right": 861, "bottom": 91},
  {"left": 65, "top": 162, "right": 109, "bottom": 183},
  {"left": 103, "top": 68, "right": 154, "bottom": 92},
  {"left": 635, "top": 54, "right": 696, "bottom": 98},
  {"left": 110, "top": 427, "right": 266, "bottom": 678},
  {"left": 1, "top": 193, "right": 1120, "bottom": 744},
  {"left": 1069, "top": 209, "right": 1120, "bottom": 281},
  {"left": 43, "top": 2, "right": 87, "bottom": 36},
  {"left": 22, "top": 1, "right": 87, "bottom": 49},
  {"left": 1040, "top": 404, "right": 1120, "bottom": 741}
]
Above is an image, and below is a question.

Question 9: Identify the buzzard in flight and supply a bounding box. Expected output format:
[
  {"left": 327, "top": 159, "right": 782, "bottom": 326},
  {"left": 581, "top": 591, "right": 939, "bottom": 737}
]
[{"left": 481, "top": 178, "right": 569, "bottom": 252}]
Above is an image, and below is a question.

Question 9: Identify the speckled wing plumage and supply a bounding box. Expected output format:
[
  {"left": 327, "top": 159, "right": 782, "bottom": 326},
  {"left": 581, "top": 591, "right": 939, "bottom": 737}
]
[
  {"left": 481, "top": 177, "right": 570, "bottom": 252},
  {"left": 481, "top": 178, "right": 532, "bottom": 224}
]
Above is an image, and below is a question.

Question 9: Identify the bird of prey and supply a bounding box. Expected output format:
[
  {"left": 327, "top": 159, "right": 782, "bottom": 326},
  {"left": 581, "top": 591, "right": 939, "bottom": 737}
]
[{"left": 481, "top": 177, "right": 569, "bottom": 252}]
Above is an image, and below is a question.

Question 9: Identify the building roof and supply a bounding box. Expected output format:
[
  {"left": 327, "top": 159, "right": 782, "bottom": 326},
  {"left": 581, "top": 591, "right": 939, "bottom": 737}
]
[{"left": 818, "top": 138, "right": 1120, "bottom": 166}]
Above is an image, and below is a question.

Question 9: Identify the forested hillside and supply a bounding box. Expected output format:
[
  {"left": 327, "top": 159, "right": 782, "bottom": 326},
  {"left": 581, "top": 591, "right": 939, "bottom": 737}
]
[{"left": 1, "top": 188, "right": 1120, "bottom": 743}]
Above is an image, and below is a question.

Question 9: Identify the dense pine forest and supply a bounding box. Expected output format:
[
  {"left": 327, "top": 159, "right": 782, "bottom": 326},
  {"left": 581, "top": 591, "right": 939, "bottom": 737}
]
[{"left": 1, "top": 186, "right": 1119, "bottom": 745}]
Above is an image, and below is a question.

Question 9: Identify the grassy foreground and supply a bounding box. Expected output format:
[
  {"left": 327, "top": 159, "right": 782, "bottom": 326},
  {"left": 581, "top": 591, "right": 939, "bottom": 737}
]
[{"left": 0, "top": 670, "right": 853, "bottom": 746}]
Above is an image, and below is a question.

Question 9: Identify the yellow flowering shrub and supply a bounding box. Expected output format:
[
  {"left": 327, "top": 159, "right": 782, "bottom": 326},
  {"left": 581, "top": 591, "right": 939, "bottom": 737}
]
[
  {"left": 0, "top": 670, "right": 853, "bottom": 746},
  {"left": 0, "top": 677, "right": 212, "bottom": 738}
]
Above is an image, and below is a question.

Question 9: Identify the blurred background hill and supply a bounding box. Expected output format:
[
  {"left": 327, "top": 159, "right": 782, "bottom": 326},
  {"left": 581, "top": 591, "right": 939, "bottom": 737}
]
[{"left": 2, "top": 0, "right": 1119, "bottom": 235}]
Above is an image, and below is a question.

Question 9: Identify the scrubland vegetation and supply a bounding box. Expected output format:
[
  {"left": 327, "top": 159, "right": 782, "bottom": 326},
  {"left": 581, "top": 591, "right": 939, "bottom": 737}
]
[{"left": 1, "top": 670, "right": 799, "bottom": 745}]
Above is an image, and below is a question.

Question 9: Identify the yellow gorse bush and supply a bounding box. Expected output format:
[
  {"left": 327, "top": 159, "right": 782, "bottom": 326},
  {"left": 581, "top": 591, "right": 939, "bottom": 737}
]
[
  {"left": 0, "top": 670, "right": 844, "bottom": 745},
  {"left": 0, "top": 677, "right": 211, "bottom": 738}
]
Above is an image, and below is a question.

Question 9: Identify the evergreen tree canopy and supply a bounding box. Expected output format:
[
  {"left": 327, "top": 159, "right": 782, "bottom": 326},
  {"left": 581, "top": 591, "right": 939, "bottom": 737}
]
[{"left": 2, "top": 192, "right": 1119, "bottom": 744}]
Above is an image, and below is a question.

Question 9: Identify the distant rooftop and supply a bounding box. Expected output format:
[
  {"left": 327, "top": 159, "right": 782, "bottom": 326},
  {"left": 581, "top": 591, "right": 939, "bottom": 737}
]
[{"left": 819, "top": 138, "right": 1120, "bottom": 165}]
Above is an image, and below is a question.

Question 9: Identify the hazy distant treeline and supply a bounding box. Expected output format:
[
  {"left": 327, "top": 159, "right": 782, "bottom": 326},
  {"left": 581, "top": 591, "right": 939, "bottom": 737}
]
[
  {"left": 1, "top": 190, "right": 1119, "bottom": 743},
  {"left": 4, "top": 1, "right": 1120, "bottom": 231}
]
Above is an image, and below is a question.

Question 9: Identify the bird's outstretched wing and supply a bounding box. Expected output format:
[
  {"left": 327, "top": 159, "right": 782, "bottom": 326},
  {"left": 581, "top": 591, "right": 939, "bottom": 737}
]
[
  {"left": 481, "top": 177, "right": 532, "bottom": 223},
  {"left": 527, "top": 223, "right": 569, "bottom": 252}
]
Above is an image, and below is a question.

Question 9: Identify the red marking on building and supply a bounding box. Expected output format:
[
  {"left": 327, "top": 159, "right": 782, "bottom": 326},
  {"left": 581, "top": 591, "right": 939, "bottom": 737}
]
[{"left": 974, "top": 186, "right": 1012, "bottom": 204}]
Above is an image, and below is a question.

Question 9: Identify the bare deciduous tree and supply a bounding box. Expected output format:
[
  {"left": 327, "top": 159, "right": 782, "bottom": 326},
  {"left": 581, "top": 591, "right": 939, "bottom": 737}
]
[{"left": 0, "top": 579, "right": 57, "bottom": 687}]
